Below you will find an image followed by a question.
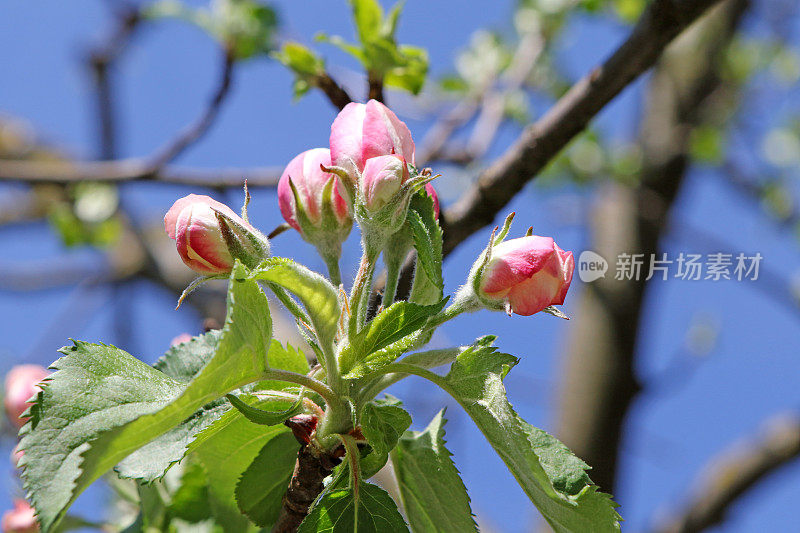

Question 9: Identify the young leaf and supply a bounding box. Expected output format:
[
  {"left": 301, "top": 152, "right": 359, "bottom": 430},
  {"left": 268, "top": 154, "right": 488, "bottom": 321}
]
[
  {"left": 226, "top": 393, "right": 302, "bottom": 426},
  {"left": 169, "top": 462, "right": 213, "bottom": 523},
  {"left": 298, "top": 482, "right": 408, "bottom": 533},
  {"left": 351, "top": 0, "right": 384, "bottom": 45},
  {"left": 408, "top": 191, "right": 443, "bottom": 305},
  {"left": 235, "top": 432, "right": 300, "bottom": 527},
  {"left": 252, "top": 257, "right": 341, "bottom": 350},
  {"left": 340, "top": 299, "right": 446, "bottom": 376},
  {"left": 359, "top": 399, "right": 412, "bottom": 477},
  {"left": 391, "top": 411, "right": 477, "bottom": 533},
  {"left": 394, "top": 340, "right": 621, "bottom": 532},
  {"left": 189, "top": 409, "right": 290, "bottom": 532},
  {"left": 20, "top": 264, "right": 273, "bottom": 531},
  {"left": 154, "top": 330, "right": 222, "bottom": 382}
]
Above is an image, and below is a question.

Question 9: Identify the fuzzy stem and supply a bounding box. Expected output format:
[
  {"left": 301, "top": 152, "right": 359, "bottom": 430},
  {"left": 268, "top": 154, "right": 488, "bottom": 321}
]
[
  {"left": 323, "top": 253, "right": 342, "bottom": 287},
  {"left": 348, "top": 245, "right": 379, "bottom": 338}
]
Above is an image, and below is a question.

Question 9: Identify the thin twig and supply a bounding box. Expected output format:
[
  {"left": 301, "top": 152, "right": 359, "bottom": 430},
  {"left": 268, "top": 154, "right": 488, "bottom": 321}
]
[
  {"left": 442, "top": 0, "right": 728, "bottom": 256},
  {"left": 314, "top": 73, "right": 353, "bottom": 110}
]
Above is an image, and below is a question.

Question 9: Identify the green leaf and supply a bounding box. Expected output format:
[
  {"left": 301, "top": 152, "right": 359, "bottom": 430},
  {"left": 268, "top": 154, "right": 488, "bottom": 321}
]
[
  {"left": 252, "top": 258, "right": 341, "bottom": 352},
  {"left": 391, "top": 411, "right": 477, "bottom": 533},
  {"left": 21, "top": 264, "right": 273, "bottom": 531},
  {"left": 170, "top": 462, "right": 213, "bottom": 523},
  {"left": 189, "top": 408, "right": 290, "bottom": 531},
  {"left": 384, "top": 45, "right": 429, "bottom": 95},
  {"left": 351, "top": 0, "right": 384, "bottom": 45},
  {"left": 395, "top": 340, "right": 621, "bottom": 532},
  {"left": 408, "top": 191, "right": 443, "bottom": 305},
  {"left": 235, "top": 432, "right": 299, "bottom": 527},
  {"left": 340, "top": 299, "right": 446, "bottom": 376},
  {"left": 117, "top": 331, "right": 229, "bottom": 482},
  {"left": 154, "top": 331, "right": 222, "bottom": 382},
  {"left": 359, "top": 399, "right": 411, "bottom": 477},
  {"left": 226, "top": 393, "right": 302, "bottom": 426},
  {"left": 258, "top": 340, "right": 310, "bottom": 391},
  {"left": 298, "top": 482, "right": 408, "bottom": 532}
]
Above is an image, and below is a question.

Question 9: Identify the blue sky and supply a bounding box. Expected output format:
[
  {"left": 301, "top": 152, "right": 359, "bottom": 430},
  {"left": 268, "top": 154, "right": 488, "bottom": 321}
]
[{"left": 1, "top": 0, "right": 799, "bottom": 531}]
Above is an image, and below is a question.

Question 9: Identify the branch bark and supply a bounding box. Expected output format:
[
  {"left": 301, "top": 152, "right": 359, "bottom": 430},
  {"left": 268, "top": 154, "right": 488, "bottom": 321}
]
[
  {"left": 441, "top": 0, "right": 727, "bottom": 256},
  {"left": 652, "top": 414, "right": 800, "bottom": 533},
  {"left": 552, "top": 0, "right": 749, "bottom": 493},
  {"left": 314, "top": 73, "right": 353, "bottom": 110}
]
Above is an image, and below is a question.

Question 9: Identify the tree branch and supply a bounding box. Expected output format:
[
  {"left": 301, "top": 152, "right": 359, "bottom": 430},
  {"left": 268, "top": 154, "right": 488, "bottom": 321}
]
[
  {"left": 0, "top": 159, "right": 281, "bottom": 188},
  {"left": 653, "top": 413, "right": 800, "bottom": 533},
  {"left": 441, "top": 0, "right": 727, "bottom": 256},
  {"left": 313, "top": 72, "right": 353, "bottom": 110}
]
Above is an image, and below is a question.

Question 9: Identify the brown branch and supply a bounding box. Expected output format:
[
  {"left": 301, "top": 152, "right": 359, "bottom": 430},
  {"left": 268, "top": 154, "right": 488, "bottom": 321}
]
[
  {"left": 653, "top": 414, "right": 800, "bottom": 533},
  {"left": 441, "top": 0, "right": 728, "bottom": 256},
  {"left": 368, "top": 73, "right": 384, "bottom": 103},
  {"left": 146, "top": 50, "right": 235, "bottom": 173},
  {"left": 0, "top": 159, "right": 281, "bottom": 187},
  {"left": 313, "top": 73, "right": 353, "bottom": 110},
  {"left": 274, "top": 445, "right": 341, "bottom": 532},
  {"left": 552, "top": 0, "right": 749, "bottom": 494}
]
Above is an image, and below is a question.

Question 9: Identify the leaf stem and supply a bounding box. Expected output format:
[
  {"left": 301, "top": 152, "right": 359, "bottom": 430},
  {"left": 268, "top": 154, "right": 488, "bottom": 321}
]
[
  {"left": 348, "top": 245, "right": 379, "bottom": 338},
  {"left": 263, "top": 368, "right": 338, "bottom": 409}
]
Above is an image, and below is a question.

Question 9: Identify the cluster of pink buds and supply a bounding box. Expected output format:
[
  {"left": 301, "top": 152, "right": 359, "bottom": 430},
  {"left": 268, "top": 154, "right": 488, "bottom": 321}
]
[
  {"left": 2, "top": 365, "right": 49, "bottom": 532},
  {"left": 279, "top": 100, "right": 439, "bottom": 259},
  {"left": 456, "top": 215, "right": 575, "bottom": 317}
]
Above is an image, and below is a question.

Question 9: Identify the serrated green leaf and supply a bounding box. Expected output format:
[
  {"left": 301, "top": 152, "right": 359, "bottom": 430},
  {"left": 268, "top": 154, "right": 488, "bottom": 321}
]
[
  {"left": 189, "top": 408, "right": 290, "bottom": 532},
  {"left": 391, "top": 411, "right": 477, "bottom": 533},
  {"left": 408, "top": 191, "right": 443, "bottom": 305},
  {"left": 298, "top": 482, "right": 408, "bottom": 532},
  {"left": 117, "top": 331, "right": 230, "bottom": 482},
  {"left": 252, "top": 258, "right": 340, "bottom": 352},
  {"left": 392, "top": 340, "right": 621, "bottom": 532},
  {"left": 384, "top": 45, "right": 428, "bottom": 95},
  {"left": 235, "top": 432, "right": 299, "bottom": 527},
  {"left": 359, "top": 400, "right": 411, "bottom": 477},
  {"left": 340, "top": 299, "right": 446, "bottom": 376},
  {"left": 21, "top": 265, "right": 273, "bottom": 531}
]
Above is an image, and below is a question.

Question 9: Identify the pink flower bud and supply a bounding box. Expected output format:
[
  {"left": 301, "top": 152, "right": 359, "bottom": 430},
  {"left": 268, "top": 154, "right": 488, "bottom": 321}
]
[
  {"left": 478, "top": 236, "right": 574, "bottom": 316},
  {"left": 164, "top": 194, "right": 262, "bottom": 275},
  {"left": 361, "top": 155, "right": 410, "bottom": 214},
  {"left": 170, "top": 333, "right": 193, "bottom": 347},
  {"left": 424, "top": 183, "right": 440, "bottom": 219},
  {"left": 4, "top": 365, "right": 49, "bottom": 430},
  {"left": 1, "top": 500, "right": 38, "bottom": 533},
  {"left": 278, "top": 148, "right": 351, "bottom": 235},
  {"left": 329, "top": 100, "right": 415, "bottom": 180}
]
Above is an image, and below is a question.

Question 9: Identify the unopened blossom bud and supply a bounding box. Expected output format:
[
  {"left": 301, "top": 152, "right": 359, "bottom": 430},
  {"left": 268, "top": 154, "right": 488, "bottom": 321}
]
[
  {"left": 329, "top": 99, "right": 415, "bottom": 183},
  {"left": 4, "top": 365, "right": 49, "bottom": 429},
  {"left": 170, "top": 333, "right": 193, "bottom": 347},
  {"left": 361, "top": 155, "right": 410, "bottom": 214},
  {"left": 475, "top": 236, "right": 574, "bottom": 316},
  {"left": 278, "top": 148, "right": 352, "bottom": 250},
  {"left": 164, "top": 194, "right": 269, "bottom": 276},
  {"left": 1, "top": 500, "right": 37, "bottom": 533}
]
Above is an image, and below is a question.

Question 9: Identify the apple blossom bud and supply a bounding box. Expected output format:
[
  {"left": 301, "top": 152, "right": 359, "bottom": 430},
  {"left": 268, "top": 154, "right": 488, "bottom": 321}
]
[
  {"left": 170, "top": 333, "right": 193, "bottom": 347},
  {"left": 361, "top": 155, "right": 410, "bottom": 214},
  {"left": 278, "top": 148, "right": 352, "bottom": 248},
  {"left": 164, "top": 194, "right": 269, "bottom": 275},
  {"left": 329, "top": 99, "right": 415, "bottom": 183},
  {"left": 4, "top": 365, "right": 49, "bottom": 430},
  {"left": 1, "top": 500, "right": 37, "bottom": 533},
  {"left": 476, "top": 236, "right": 574, "bottom": 316}
]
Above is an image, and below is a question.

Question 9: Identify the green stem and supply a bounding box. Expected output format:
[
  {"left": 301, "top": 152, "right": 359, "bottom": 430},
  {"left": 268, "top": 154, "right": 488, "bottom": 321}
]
[
  {"left": 324, "top": 255, "right": 342, "bottom": 287},
  {"left": 382, "top": 255, "right": 402, "bottom": 308},
  {"left": 348, "top": 245, "right": 379, "bottom": 338},
  {"left": 263, "top": 368, "right": 338, "bottom": 408}
]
